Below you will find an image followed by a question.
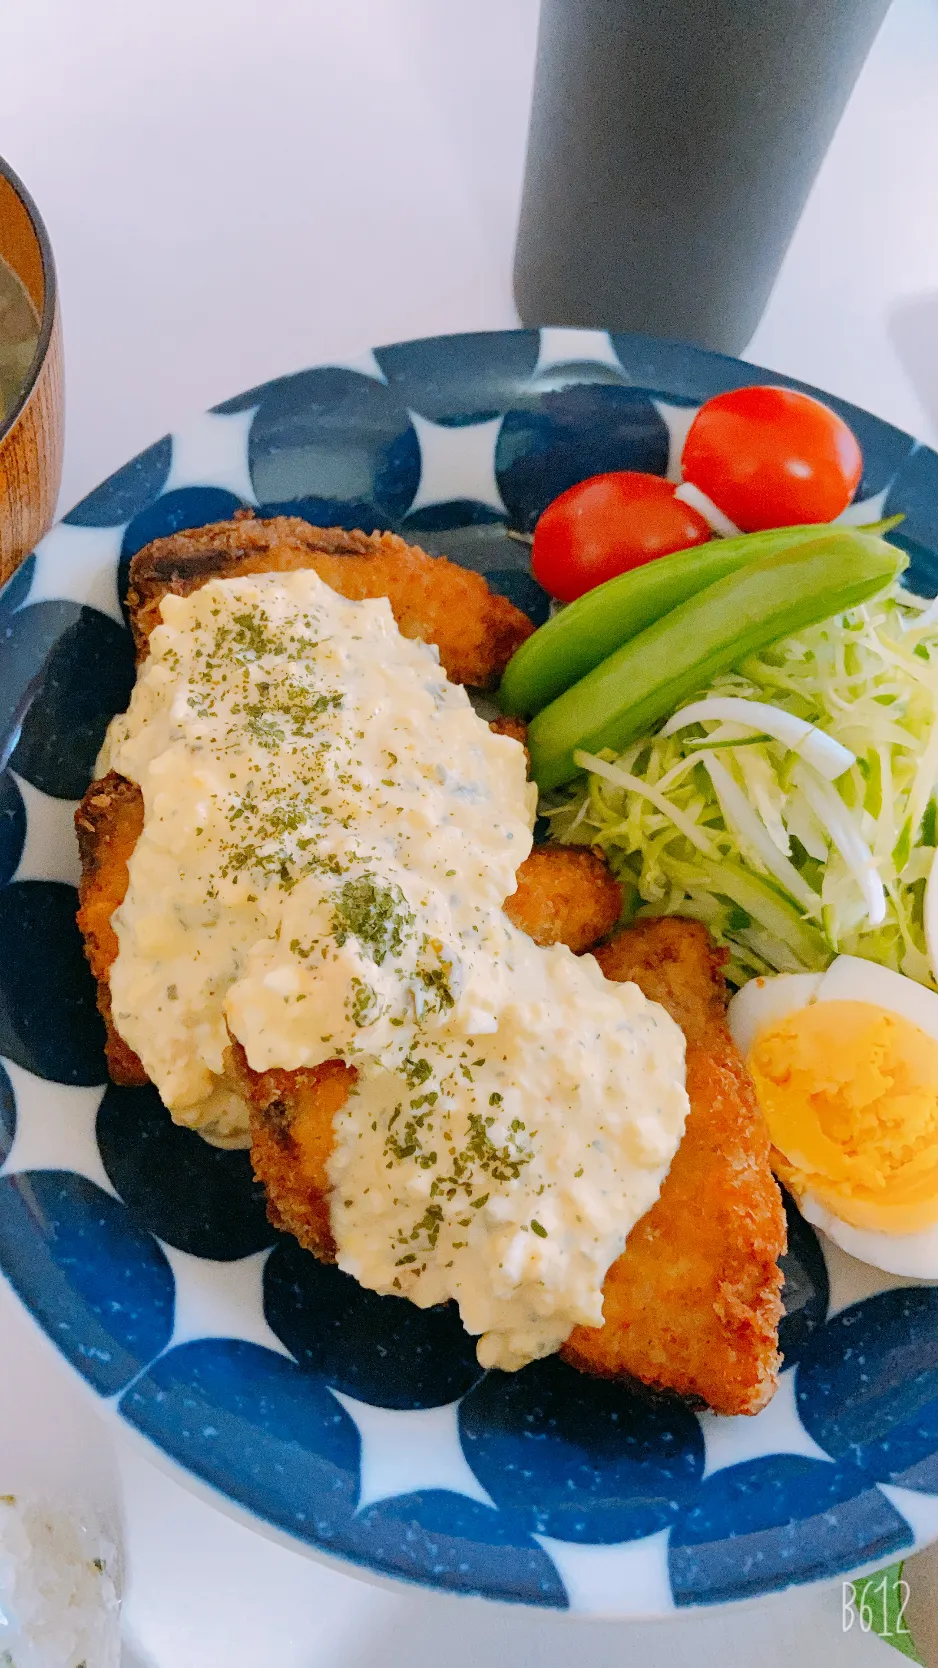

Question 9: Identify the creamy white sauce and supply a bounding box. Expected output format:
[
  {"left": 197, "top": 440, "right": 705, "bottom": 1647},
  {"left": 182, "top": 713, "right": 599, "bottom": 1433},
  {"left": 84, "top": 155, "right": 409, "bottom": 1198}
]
[{"left": 98, "top": 572, "right": 688, "bottom": 1369}]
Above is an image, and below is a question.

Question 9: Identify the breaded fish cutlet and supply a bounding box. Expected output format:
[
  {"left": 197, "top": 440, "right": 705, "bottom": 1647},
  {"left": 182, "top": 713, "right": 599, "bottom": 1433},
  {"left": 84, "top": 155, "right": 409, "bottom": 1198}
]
[
  {"left": 240, "top": 915, "right": 785, "bottom": 1417},
  {"left": 503, "top": 844, "right": 622, "bottom": 955},
  {"left": 78, "top": 514, "right": 533, "bottom": 1079},
  {"left": 75, "top": 771, "right": 148, "bottom": 1086},
  {"left": 561, "top": 918, "right": 786, "bottom": 1415},
  {"left": 75, "top": 517, "right": 784, "bottom": 1416},
  {"left": 125, "top": 512, "right": 533, "bottom": 689},
  {"left": 78, "top": 765, "right": 783, "bottom": 1413}
]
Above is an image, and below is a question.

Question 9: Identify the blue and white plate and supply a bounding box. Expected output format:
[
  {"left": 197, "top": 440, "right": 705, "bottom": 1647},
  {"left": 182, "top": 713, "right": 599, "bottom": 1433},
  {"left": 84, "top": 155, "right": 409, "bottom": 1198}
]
[{"left": 0, "top": 328, "right": 935, "bottom": 1615}]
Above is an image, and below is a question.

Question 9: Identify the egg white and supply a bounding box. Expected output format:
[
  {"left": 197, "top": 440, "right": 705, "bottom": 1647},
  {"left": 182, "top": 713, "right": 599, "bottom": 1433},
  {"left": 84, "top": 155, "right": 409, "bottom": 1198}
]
[
  {"left": 727, "top": 956, "right": 938, "bottom": 1280},
  {"left": 813, "top": 954, "right": 937, "bottom": 1039},
  {"left": 798, "top": 1194, "right": 937, "bottom": 1280},
  {"left": 727, "top": 971, "right": 823, "bottom": 1059}
]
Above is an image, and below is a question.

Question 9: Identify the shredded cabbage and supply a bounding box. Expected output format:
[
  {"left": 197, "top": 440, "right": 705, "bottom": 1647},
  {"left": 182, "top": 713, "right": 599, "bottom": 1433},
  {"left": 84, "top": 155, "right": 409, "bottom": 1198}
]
[{"left": 544, "top": 584, "right": 937, "bottom": 988}]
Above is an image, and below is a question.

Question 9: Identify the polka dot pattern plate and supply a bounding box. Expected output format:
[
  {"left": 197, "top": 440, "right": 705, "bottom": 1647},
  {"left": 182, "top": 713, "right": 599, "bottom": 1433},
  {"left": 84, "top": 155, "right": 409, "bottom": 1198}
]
[{"left": 0, "top": 329, "right": 935, "bottom": 1615}]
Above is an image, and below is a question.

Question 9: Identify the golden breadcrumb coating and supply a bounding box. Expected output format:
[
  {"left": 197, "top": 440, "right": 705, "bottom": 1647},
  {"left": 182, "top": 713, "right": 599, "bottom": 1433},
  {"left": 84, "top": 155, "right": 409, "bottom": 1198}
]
[
  {"left": 74, "top": 771, "right": 147, "bottom": 1086},
  {"left": 503, "top": 844, "right": 622, "bottom": 954},
  {"left": 561, "top": 917, "right": 786, "bottom": 1416},
  {"left": 126, "top": 512, "right": 532, "bottom": 690}
]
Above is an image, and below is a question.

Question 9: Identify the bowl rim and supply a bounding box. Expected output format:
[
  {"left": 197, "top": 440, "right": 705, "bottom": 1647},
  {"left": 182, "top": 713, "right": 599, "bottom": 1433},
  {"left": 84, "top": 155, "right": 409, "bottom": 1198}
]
[{"left": 0, "top": 153, "right": 58, "bottom": 449}]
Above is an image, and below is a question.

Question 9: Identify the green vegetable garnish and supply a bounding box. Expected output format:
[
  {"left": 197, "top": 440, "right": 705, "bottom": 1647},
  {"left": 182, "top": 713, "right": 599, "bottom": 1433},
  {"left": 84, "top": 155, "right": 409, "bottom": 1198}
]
[
  {"left": 545, "top": 582, "right": 936, "bottom": 988},
  {"left": 499, "top": 518, "right": 906, "bottom": 720},
  {"left": 527, "top": 531, "right": 906, "bottom": 792},
  {"left": 501, "top": 523, "right": 863, "bottom": 718}
]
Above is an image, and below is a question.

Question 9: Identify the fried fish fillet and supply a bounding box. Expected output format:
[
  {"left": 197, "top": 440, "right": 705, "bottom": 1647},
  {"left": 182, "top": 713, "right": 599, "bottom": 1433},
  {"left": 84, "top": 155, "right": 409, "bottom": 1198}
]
[
  {"left": 78, "top": 516, "right": 531, "bottom": 1076},
  {"left": 75, "top": 771, "right": 148, "bottom": 1086},
  {"left": 227, "top": 1052, "right": 351, "bottom": 1259},
  {"left": 560, "top": 918, "right": 786, "bottom": 1415},
  {"left": 242, "top": 916, "right": 784, "bottom": 1417},
  {"left": 126, "top": 512, "right": 533, "bottom": 689},
  {"left": 76, "top": 518, "right": 783, "bottom": 1414},
  {"left": 502, "top": 843, "right": 622, "bottom": 954}
]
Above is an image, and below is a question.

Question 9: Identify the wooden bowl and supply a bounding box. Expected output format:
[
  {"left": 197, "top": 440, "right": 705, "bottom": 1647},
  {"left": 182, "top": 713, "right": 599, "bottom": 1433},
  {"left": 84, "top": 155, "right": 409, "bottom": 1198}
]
[{"left": 0, "top": 156, "right": 63, "bottom": 586}]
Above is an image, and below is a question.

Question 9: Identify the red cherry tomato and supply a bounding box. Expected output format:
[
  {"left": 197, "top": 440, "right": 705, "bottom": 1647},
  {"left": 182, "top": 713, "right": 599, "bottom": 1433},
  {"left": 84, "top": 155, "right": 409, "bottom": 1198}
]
[
  {"left": 681, "top": 385, "right": 863, "bottom": 533},
  {"left": 531, "top": 471, "right": 712, "bottom": 603}
]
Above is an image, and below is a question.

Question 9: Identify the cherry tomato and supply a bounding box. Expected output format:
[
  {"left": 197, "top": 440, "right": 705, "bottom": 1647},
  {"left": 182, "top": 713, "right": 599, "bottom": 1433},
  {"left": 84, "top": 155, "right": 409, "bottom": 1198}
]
[
  {"left": 531, "top": 471, "right": 712, "bottom": 603},
  {"left": 681, "top": 385, "right": 862, "bottom": 533}
]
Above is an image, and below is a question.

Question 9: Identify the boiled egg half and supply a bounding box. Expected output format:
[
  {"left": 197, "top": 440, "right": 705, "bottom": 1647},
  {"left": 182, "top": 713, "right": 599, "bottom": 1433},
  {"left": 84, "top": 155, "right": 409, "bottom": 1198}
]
[{"left": 728, "top": 956, "right": 937, "bottom": 1278}]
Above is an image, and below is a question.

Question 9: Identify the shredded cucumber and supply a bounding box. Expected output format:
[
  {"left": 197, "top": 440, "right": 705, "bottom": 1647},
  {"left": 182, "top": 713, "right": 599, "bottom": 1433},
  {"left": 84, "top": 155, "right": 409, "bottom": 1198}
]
[{"left": 544, "top": 585, "right": 937, "bottom": 988}]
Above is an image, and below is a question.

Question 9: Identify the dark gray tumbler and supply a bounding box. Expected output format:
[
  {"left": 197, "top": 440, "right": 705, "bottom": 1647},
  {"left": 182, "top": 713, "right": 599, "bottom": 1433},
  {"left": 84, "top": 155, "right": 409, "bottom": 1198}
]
[{"left": 514, "top": 0, "right": 893, "bottom": 354}]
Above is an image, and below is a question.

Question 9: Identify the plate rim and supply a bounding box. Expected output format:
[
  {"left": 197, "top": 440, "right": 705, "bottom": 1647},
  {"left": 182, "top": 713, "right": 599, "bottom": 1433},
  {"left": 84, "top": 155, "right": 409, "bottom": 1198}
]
[{"left": 0, "top": 323, "right": 935, "bottom": 1615}]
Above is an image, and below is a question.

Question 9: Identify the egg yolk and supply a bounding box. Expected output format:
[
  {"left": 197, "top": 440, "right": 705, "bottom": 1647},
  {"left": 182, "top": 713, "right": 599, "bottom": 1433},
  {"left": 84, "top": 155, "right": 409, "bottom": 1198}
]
[{"left": 748, "top": 999, "right": 937, "bottom": 1234}]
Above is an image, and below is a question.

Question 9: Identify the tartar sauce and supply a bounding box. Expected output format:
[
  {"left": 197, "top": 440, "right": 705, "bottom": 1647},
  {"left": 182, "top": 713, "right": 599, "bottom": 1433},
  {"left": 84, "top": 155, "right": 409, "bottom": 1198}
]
[{"left": 99, "top": 571, "right": 688, "bottom": 1369}]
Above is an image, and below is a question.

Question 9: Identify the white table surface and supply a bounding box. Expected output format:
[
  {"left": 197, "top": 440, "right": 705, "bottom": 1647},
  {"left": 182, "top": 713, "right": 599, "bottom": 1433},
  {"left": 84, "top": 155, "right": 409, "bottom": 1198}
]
[{"left": 2, "top": 2, "right": 936, "bottom": 1664}]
